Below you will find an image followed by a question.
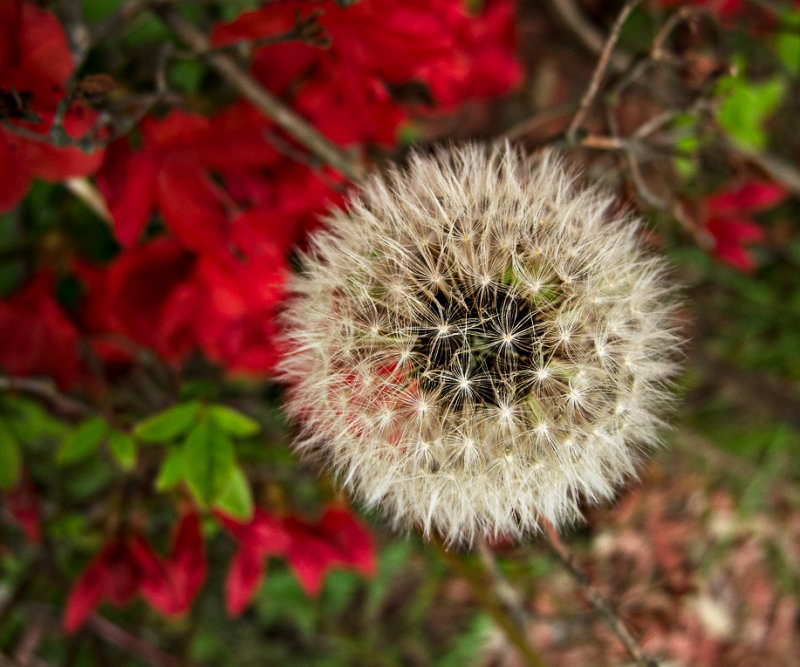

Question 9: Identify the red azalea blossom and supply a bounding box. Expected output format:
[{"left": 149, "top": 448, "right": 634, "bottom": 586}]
[
  {"left": 703, "top": 181, "right": 786, "bottom": 272},
  {"left": 218, "top": 506, "right": 375, "bottom": 616},
  {"left": 4, "top": 473, "right": 42, "bottom": 543},
  {"left": 0, "top": 0, "right": 104, "bottom": 212},
  {"left": 135, "top": 510, "right": 207, "bottom": 616},
  {"left": 212, "top": 0, "right": 522, "bottom": 146},
  {"left": 64, "top": 511, "right": 207, "bottom": 632},
  {"left": 96, "top": 112, "right": 230, "bottom": 251},
  {"left": 64, "top": 532, "right": 155, "bottom": 632},
  {"left": 0, "top": 271, "right": 82, "bottom": 388}
]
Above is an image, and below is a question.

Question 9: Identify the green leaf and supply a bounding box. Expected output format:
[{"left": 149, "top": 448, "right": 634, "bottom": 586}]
[
  {"left": 209, "top": 405, "right": 260, "bottom": 438},
  {"left": 155, "top": 447, "right": 185, "bottom": 492},
  {"left": 716, "top": 69, "right": 785, "bottom": 150},
  {"left": 108, "top": 430, "right": 137, "bottom": 471},
  {"left": 0, "top": 420, "right": 21, "bottom": 490},
  {"left": 777, "top": 11, "right": 800, "bottom": 75},
  {"left": 214, "top": 466, "right": 254, "bottom": 520},
  {"left": 57, "top": 416, "right": 109, "bottom": 465},
  {"left": 183, "top": 418, "right": 236, "bottom": 505},
  {"left": 134, "top": 401, "right": 201, "bottom": 443}
]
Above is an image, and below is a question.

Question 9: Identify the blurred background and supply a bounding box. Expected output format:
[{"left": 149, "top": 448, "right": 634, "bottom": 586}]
[{"left": 1, "top": 0, "right": 799, "bottom": 664}]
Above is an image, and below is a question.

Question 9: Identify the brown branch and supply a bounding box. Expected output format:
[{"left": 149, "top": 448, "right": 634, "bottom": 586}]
[
  {"left": 0, "top": 376, "right": 93, "bottom": 418},
  {"left": 431, "top": 535, "right": 547, "bottom": 667},
  {"left": 153, "top": 5, "right": 366, "bottom": 183},
  {"left": 541, "top": 523, "right": 658, "bottom": 667},
  {"left": 86, "top": 614, "right": 182, "bottom": 667},
  {"left": 566, "top": 0, "right": 643, "bottom": 142},
  {"left": 545, "top": 0, "right": 632, "bottom": 72}
]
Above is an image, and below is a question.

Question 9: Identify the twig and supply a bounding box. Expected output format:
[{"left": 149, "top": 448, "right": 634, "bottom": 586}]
[
  {"left": 153, "top": 5, "right": 366, "bottom": 183},
  {"left": 541, "top": 523, "right": 657, "bottom": 667},
  {"left": 545, "top": 0, "right": 632, "bottom": 72},
  {"left": 431, "top": 535, "right": 547, "bottom": 667},
  {"left": 566, "top": 0, "right": 642, "bottom": 142},
  {"left": 0, "top": 376, "right": 93, "bottom": 417},
  {"left": 86, "top": 614, "right": 182, "bottom": 667}
]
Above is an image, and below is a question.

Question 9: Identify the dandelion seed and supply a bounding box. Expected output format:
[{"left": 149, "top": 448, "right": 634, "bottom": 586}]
[{"left": 280, "top": 144, "right": 681, "bottom": 545}]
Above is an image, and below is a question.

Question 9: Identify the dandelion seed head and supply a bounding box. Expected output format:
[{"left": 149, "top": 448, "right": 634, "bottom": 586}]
[{"left": 280, "top": 144, "right": 681, "bottom": 545}]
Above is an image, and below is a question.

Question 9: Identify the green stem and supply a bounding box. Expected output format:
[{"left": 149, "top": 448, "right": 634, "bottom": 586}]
[{"left": 431, "top": 534, "right": 547, "bottom": 667}]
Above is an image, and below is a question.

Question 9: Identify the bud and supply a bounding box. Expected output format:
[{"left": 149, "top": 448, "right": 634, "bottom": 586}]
[{"left": 280, "top": 144, "right": 680, "bottom": 545}]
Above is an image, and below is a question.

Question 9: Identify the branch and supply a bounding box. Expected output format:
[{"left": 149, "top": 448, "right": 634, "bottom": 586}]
[
  {"left": 566, "top": 0, "right": 642, "bottom": 142},
  {"left": 86, "top": 614, "right": 182, "bottom": 667},
  {"left": 0, "top": 376, "right": 93, "bottom": 417},
  {"left": 153, "top": 5, "right": 366, "bottom": 183},
  {"left": 546, "top": 0, "right": 633, "bottom": 72},
  {"left": 541, "top": 523, "right": 657, "bottom": 667}
]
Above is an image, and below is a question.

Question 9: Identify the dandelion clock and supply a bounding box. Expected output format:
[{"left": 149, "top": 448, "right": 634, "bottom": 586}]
[{"left": 280, "top": 144, "right": 680, "bottom": 545}]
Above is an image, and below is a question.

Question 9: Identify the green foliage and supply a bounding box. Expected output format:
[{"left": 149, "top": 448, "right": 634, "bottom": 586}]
[
  {"left": 776, "top": 10, "right": 800, "bottom": 74},
  {"left": 209, "top": 404, "right": 261, "bottom": 438},
  {"left": 215, "top": 466, "right": 254, "bottom": 520},
  {"left": 0, "top": 418, "right": 21, "bottom": 490},
  {"left": 716, "top": 66, "right": 785, "bottom": 150},
  {"left": 57, "top": 416, "right": 109, "bottom": 465},
  {"left": 134, "top": 401, "right": 202, "bottom": 442},
  {"left": 155, "top": 447, "right": 185, "bottom": 491},
  {"left": 107, "top": 429, "right": 137, "bottom": 470},
  {"left": 183, "top": 417, "right": 236, "bottom": 506}
]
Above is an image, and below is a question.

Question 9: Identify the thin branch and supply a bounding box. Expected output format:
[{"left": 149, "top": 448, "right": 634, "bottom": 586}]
[
  {"left": 153, "top": 5, "right": 366, "bottom": 182},
  {"left": 86, "top": 614, "right": 182, "bottom": 667},
  {"left": 541, "top": 523, "right": 657, "bottom": 667},
  {"left": 566, "top": 0, "right": 642, "bottom": 142},
  {"left": 431, "top": 535, "right": 547, "bottom": 667},
  {"left": 0, "top": 376, "right": 93, "bottom": 417},
  {"left": 545, "top": 0, "right": 632, "bottom": 72}
]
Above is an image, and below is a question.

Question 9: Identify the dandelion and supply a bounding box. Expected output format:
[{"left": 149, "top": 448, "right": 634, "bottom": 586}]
[{"left": 280, "top": 144, "right": 680, "bottom": 545}]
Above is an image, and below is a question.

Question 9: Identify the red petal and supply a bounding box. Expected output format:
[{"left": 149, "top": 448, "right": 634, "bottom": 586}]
[
  {"left": 706, "top": 181, "right": 787, "bottom": 217},
  {"left": 283, "top": 517, "right": 341, "bottom": 597},
  {"left": 225, "top": 547, "right": 266, "bottom": 616},
  {"left": 217, "top": 508, "right": 291, "bottom": 555},
  {"left": 157, "top": 155, "right": 229, "bottom": 254},
  {"left": 319, "top": 507, "right": 376, "bottom": 577},
  {"left": 96, "top": 139, "right": 157, "bottom": 248},
  {"left": 5, "top": 474, "right": 41, "bottom": 543},
  {"left": 0, "top": 130, "right": 33, "bottom": 212},
  {"left": 63, "top": 564, "right": 104, "bottom": 633}
]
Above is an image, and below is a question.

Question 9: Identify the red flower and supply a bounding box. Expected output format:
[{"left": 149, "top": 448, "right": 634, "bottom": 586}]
[
  {"left": 218, "top": 506, "right": 375, "bottom": 616},
  {"left": 0, "top": 271, "right": 81, "bottom": 388},
  {"left": 212, "top": 0, "right": 522, "bottom": 146},
  {"left": 0, "top": 0, "right": 104, "bottom": 212},
  {"left": 135, "top": 511, "right": 207, "bottom": 616},
  {"left": 4, "top": 473, "right": 42, "bottom": 543},
  {"left": 63, "top": 511, "right": 207, "bottom": 632},
  {"left": 64, "top": 532, "right": 155, "bottom": 632},
  {"left": 81, "top": 239, "right": 201, "bottom": 363},
  {"left": 217, "top": 508, "right": 291, "bottom": 616},
  {"left": 96, "top": 112, "right": 229, "bottom": 251},
  {"left": 703, "top": 181, "right": 786, "bottom": 272}
]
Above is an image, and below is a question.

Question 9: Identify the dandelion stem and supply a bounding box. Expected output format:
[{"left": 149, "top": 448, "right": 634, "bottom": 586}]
[{"left": 431, "top": 534, "right": 547, "bottom": 667}]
